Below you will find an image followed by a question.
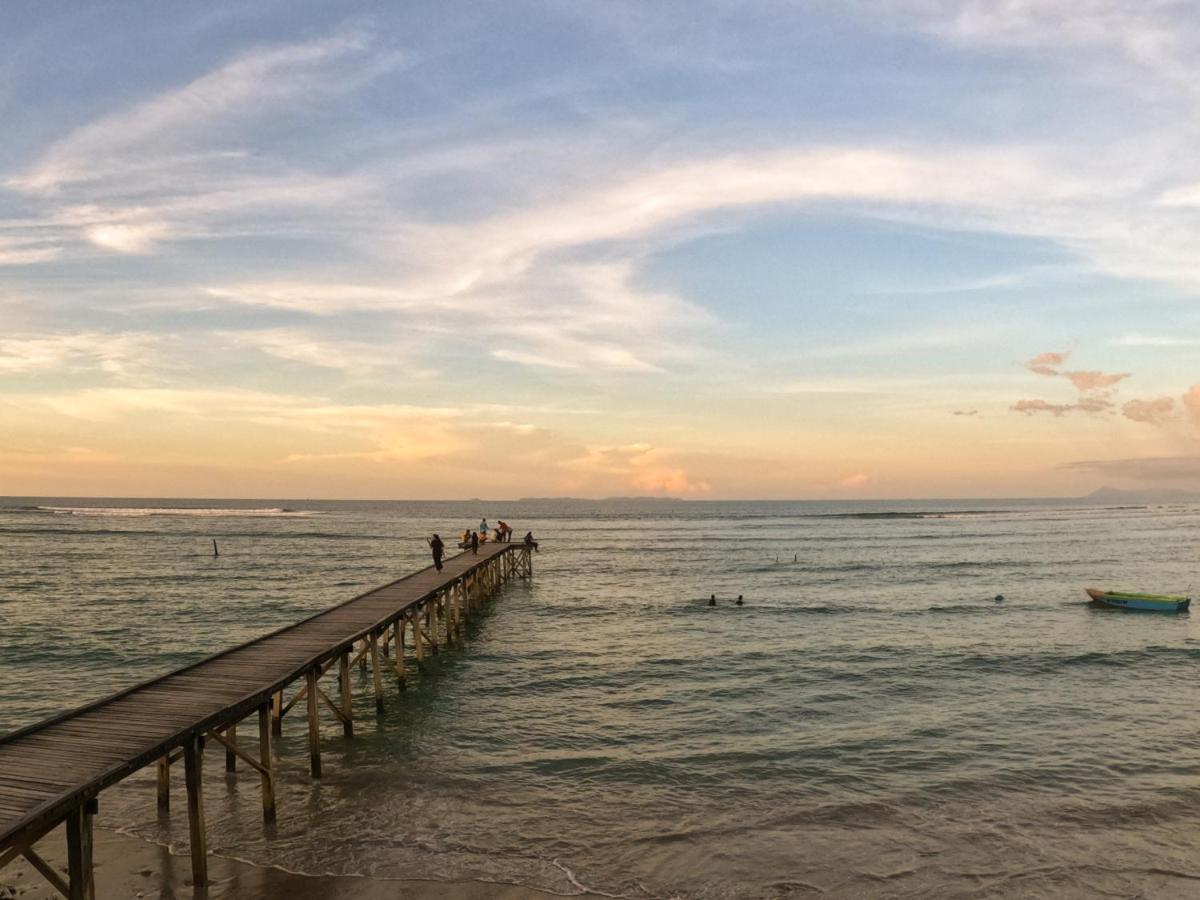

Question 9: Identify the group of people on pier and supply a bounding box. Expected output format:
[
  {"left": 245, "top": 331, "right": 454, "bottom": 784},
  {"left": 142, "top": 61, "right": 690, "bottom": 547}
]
[{"left": 428, "top": 519, "right": 538, "bottom": 571}]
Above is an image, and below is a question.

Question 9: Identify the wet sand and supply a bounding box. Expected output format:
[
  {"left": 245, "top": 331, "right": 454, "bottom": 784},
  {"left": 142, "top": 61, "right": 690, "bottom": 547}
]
[{"left": 1, "top": 828, "right": 597, "bottom": 899}]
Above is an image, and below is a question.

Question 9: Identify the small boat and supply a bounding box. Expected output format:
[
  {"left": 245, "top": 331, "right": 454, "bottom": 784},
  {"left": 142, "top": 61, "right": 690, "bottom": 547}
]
[{"left": 1085, "top": 588, "right": 1190, "bottom": 612}]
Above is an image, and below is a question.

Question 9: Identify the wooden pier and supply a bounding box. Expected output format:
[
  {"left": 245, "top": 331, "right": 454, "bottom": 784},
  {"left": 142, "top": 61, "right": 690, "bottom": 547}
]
[{"left": 0, "top": 541, "right": 532, "bottom": 898}]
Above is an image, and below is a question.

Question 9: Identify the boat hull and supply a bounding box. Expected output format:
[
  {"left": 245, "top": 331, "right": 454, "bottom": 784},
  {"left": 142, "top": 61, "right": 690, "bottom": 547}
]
[{"left": 1086, "top": 588, "right": 1190, "bottom": 612}]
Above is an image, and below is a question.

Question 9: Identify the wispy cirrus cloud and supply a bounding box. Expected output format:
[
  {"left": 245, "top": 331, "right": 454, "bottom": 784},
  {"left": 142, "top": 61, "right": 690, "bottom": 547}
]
[{"left": 11, "top": 32, "right": 376, "bottom": 194}]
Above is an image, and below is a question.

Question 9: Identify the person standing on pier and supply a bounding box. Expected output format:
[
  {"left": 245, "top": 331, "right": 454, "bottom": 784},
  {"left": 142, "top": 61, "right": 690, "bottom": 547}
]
[
  {"left": 470, "top": 530, "right": 479, "bottom": 555},
  {"left": 429, "top": 533, "right": 445, "bottom": 571},
  {"left": 480, "top": 517, "right": 489, "bottom": 541}
]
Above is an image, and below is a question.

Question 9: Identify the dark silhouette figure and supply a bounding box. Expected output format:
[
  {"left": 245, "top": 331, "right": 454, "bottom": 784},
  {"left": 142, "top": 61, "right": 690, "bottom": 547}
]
[
  {"left": 735, "top": 595, "right": 744, "bottom": 606},
  {"left": 708, "top": 594, "right": 716, "bottom": 607},
  {"left": 524, "top": 531, "right": 539, "bottom": 552},
  {"left": 429, "top": 534, "right": 445, "bottom": 571},
  {"left": 470, "top": 531, "right": 479, "bottom": 555}
]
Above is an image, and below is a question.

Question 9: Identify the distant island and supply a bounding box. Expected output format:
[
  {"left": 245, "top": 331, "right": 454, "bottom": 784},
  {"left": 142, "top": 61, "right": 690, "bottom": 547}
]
[
  {"left": 1086, "top": 486, "right": 1200, "bottom": 503},
  {"left": 517, "top": 496, "right": 685, "bottom": 503}
]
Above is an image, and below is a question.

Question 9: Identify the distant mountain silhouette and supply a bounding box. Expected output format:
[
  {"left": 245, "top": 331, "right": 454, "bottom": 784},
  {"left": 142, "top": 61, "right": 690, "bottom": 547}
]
[{"left": 1086, "top": 486, "right": 1200, "bottom": 503}]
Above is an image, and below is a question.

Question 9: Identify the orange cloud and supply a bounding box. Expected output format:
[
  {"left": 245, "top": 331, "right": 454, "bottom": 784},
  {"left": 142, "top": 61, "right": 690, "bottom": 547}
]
[
  {"left": 1184, "top": 386, "right": 1200, "bottom": 428},
  {"left": 1063, "top": 370, "right": 1130, "bottom": 391},
  {"left": 839, "top": 472, "right": 871, "bottom": 488},
  {"left": 1027, "top": 351, "right": 1068, "bottom": 376},
  {"left": 1012, "top": 397, "right": 1113, "bottom": 416},
  {"left": 1122, "top": 397, "right": 1175, "bottom": 425}
]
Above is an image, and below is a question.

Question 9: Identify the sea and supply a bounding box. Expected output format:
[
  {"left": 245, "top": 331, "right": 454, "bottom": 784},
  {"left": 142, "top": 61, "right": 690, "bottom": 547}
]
[{"left": 2, "top": 496, "right": 1200, "bottom": 899}]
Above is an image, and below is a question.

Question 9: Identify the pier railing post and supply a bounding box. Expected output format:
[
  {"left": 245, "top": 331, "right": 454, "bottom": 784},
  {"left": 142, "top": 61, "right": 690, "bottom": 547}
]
[
  {"left": 183, "top": 735, "right": 208, "bottom": 887},
  {"left": 66, "top": 798, "right": 96, "bottom": 900},
  {"left": 306, "top": 669, "right": 322, "bottom": 778},
  {"left": 258, "top": 703, "right": 276, "bottom": 824}
]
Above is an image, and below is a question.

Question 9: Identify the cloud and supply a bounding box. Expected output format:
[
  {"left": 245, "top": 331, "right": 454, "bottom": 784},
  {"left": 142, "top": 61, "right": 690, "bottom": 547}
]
[
  {"left": 12, "top": 33, "right": 374, "bottom": 194},
  {"left": 1012, "top": 396, "right": 1113, "bottom": 416},
  {"left": 560, "top": 443, "right": 712, "bottom": 495},
  {"left": 1062, "top": 456, "right": 1200, "bottom": 481},
  {"left": 1122, "top": 396, "right": 1175, "bottom": 424},
  {"left": 0, "top": 332, "right": 163, "bottom": 377},
  {"left": 1063, "top": 370, "right": 1130, "bottom": 391},
  {"left": 1108, "top": 334, "right": 1200, "bottom": 348},
  {"left": 1183, "top": 385, "right": 1200, "bottom": 428},
  {"left": 952, "top": 409, "right": 978, "bottom": 416},
  {"left": 839, "top": 472, "right": 871, "bottom": 488},
  {"left": 1027, "top": 351, "right": 1068, "bottom": 376},
  {"left": 86, "top": 223, "right": 171, "bottom": 254}
]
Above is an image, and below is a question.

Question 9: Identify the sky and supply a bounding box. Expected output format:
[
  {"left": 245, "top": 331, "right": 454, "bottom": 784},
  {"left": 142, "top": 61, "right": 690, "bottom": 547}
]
[{"left": 4, "top": 0, "right": 1200, "bottom": 500}]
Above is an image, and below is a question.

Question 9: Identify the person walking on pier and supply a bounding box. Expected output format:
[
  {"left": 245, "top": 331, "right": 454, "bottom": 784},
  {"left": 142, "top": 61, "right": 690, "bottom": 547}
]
[
  {"left": 429, "top": 533, "right": 445, "bottom": 571},
  {"left": 470, "top": 530, "right": 479, "bottom": 555}
]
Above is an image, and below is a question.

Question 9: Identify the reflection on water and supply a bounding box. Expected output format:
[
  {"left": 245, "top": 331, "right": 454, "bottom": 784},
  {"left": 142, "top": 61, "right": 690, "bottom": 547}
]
[{"left": 3, "top": 497, "right": 1200, "bottom": 898}]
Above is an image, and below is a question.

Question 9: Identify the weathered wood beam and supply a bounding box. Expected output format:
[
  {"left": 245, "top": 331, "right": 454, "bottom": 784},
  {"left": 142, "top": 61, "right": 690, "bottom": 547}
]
[
  {"left": 258, "top": 703, "right": 276, "bottom": 825},
  {"left": 183, "top": 736, "right": 208, "bottom": 887},
  {"left": 368, "top": 631, "right": 385, "bottom": 714},
  {"left": 24, "top": 844, "right": 70, "bottom": 898},
  {"left": 338, "top": 652, "right": 354, "bottom": 737},
  {"left": 306, "top": 668, "right": 322, "bottom": 778},
  {"left": 225, "top": 720, "right": 238, "bottom": 773}
]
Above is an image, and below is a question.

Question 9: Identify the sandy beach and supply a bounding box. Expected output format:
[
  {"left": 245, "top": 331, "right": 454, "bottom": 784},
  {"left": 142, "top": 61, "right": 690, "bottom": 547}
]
[{"left": 0, "top": 828, "right": 597, "bottom": 900}]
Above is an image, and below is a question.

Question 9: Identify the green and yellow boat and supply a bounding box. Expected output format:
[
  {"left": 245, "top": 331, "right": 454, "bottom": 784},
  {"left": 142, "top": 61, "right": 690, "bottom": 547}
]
[{"left": 1086, "top": 588, "right": 1190, "bottom": 612}]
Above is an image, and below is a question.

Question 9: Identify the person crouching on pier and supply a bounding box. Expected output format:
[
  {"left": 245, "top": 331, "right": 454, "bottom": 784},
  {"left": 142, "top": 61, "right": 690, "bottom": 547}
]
[
  {"left": 429, "top": 533, "right": 445, "bottom": 571},
  {"left": 524, "top": 531, "right": 538, "bottom": 552}
]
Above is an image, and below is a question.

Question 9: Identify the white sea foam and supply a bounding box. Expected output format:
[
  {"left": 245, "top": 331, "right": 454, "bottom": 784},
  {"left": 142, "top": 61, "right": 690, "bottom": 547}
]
[{"left": 38, "top": 505, "right": 317, "bottom": 518}]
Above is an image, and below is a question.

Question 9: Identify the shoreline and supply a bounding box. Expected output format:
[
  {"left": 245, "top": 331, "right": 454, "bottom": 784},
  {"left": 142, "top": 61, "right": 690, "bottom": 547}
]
[{"left": 1, "top": 828, "right": 601, "bottom": 899}]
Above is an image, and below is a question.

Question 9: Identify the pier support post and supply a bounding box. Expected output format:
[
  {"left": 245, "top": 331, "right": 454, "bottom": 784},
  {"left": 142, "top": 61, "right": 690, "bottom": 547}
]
[
  {"left": 425, "top": 602, "right": 438, "bottom": 655},
  {"left": 157, "top": 755, "right": 170, "bottom": 811},
  {"left": 394, "top": 619, "right": 406, "bottom": 689},
  {"left": 339, "top": 652, "right": 354, "bottom": 737},
  {"left": 257, "top": 703, "right": 276, "bottom": 824},
  {"left": 411, "top": 611, "right": 425, "bottom": 669},
  {"left": 183, "top": 736, "right": 208, "bottom": 887},
  {"left": 272, "top": 690, "right": 283, "bottom": 737},
  {"left": 225, "top": 721, "right": 237, "bottom": 773},
  {"left": 66, "top": 798, "right": 96, "bottom": 900},
  {"left": 306, "top": 669, "right": 322, "bottom": 778},
  {"left": 369, "top": 632, "right": 385, "bottom": 714}
]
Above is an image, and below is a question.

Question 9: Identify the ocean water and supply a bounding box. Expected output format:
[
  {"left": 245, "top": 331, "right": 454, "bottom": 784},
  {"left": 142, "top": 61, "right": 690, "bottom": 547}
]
[{"left": 3, "top": 497, "right": 1200, "bottom": 898}]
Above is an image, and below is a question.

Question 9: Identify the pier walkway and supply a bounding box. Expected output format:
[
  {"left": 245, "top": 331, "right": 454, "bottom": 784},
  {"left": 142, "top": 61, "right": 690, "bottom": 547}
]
[{"left": 0, "top": 541, "right": 533, "bottom": 898}]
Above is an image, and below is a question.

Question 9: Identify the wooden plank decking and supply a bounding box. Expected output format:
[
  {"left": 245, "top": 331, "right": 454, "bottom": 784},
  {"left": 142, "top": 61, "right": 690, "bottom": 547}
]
[{"left": 0, "top": 540, "right": 532, "bottom": 896}]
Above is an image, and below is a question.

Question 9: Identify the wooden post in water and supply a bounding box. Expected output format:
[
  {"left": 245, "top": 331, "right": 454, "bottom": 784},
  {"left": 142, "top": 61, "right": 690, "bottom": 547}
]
[
  {"left": 183, "top": 736, "right": 208, "bottom": 887},
  {"left": 306, "top": 669, "right": 322, "bottom": 778},
  {"left": 394, "top": 618, "right": 406, "bottom": 689},
  {"left": 156, "top": 755, "right": 170, "bottom": 812},
  {"left": 257, "top": 703, "right": 276, "bottom": 824},
  {"left": 411, "top": 611, "right": 425, "bottom": 669},
  {"left": 359, "top": 638, "right": 368, "bottom": 673},
  {"left": 65, "top": 798, "right": 96, "bottom": 900},
  {"left": 225, "top": 720, "right": 237, "bottom": 773},
  {"left": 368, "top": 632, "right": 385, "bottom": 714},
  {"left": 339, "top": 652, "right": 354, "bottom": 737},
  {"left": 272, "top": 691, "right": 283, "bottom": 737}
]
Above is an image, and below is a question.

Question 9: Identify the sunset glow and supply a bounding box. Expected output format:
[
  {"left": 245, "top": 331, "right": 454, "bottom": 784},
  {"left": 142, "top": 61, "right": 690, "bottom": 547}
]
[{"left": 4, "top": 2, "right": 1200, "bottom": 498}]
